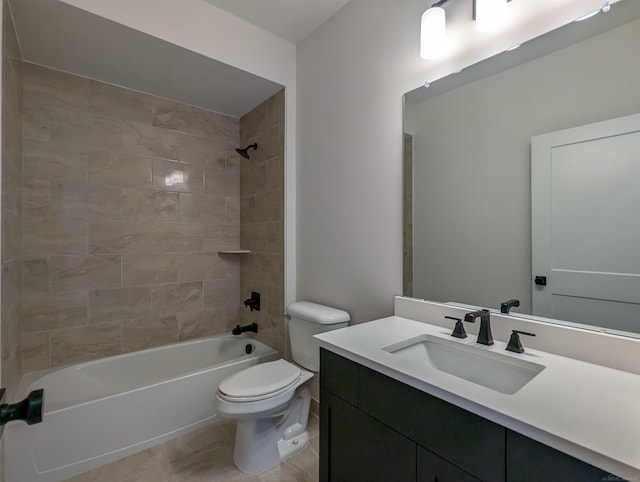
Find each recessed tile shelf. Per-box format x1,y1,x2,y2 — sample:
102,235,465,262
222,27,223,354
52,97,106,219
217,249,252,254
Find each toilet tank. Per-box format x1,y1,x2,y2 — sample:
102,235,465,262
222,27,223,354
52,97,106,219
287,302,350,372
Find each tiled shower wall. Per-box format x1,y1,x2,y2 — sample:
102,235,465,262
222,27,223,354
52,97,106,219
2,0,23,394
20,63,249,370
238,90,285,355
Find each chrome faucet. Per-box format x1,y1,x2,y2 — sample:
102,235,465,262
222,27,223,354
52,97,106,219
464,309,494,346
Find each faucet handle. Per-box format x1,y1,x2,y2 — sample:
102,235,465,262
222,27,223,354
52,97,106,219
506,330,536,353
445,316,467,339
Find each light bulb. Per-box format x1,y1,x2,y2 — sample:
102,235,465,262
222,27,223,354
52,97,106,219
475,0,507,33
420,7,446,60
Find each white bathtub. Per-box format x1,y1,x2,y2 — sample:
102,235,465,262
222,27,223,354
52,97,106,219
5,335,279,482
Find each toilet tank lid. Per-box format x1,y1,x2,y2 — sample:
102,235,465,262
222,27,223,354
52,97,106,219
287,301,350,324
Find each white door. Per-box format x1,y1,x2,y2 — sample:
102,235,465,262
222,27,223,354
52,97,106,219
531,113,640,333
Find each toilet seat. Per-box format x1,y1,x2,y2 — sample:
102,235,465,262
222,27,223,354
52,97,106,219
218,359,301,402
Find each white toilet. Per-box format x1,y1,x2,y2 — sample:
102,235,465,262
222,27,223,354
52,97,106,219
214,301,350,474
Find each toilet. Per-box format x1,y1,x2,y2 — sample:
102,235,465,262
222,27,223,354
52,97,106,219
214,301,350,474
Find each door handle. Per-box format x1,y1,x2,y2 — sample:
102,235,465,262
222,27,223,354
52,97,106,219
534,276,547,286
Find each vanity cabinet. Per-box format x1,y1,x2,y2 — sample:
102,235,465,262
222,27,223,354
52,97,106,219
319,348,625,482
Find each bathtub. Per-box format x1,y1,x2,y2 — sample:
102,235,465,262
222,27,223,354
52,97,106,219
5,335,279,482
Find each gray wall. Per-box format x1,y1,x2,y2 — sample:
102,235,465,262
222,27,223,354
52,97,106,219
407,18,640,313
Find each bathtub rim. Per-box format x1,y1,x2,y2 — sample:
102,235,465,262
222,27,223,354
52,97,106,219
14,334,278,412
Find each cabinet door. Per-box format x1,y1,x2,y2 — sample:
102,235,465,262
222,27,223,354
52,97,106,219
506,430,627,482
359,365,505,481
320,389,416,482
417,445,481,482
320,348,359,405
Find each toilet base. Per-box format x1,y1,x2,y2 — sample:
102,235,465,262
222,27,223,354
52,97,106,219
231,385,311,474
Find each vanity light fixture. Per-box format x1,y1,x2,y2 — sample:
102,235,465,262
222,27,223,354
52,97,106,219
420,0,511,60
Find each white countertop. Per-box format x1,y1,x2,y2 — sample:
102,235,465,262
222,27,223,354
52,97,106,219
315,316,640,480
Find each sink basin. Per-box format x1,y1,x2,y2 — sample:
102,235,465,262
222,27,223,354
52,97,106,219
383,335,545,394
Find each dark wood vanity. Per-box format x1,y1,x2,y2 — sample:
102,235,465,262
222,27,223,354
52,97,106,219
319,348,625,482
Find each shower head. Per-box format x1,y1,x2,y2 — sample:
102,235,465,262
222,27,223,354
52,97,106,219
235,143,258,159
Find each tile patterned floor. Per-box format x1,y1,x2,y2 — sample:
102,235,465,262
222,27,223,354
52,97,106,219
65,415,319,482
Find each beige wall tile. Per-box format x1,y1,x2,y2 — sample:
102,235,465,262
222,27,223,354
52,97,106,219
255,190,283,223
267,221,283,255
2,258,21,314
204,167,239,197
22,140,89,181
152,159,203,193
123,121,180,160
239,101,268,141
50,322,121,367
122,188,179,222
122,316,178,353
22,332,50,372
23,219,88,256
240,196,255,224
177,308,230,341
22,291,87,333
91,220,203,256
50,254,121,291
254,254,283,286
226,196,240,225
89,149,152,187
22,177,50,221
178,252,226,282
89,286,151,324
177,133,231,166
266,156,284,192
89,221,150,254
267,88,285,128
23,257,49,294
51,110,122,148
240,223,267,252
88,80,154,123
203,279,239,310
153,101,238,141
179,193,225,223
151,282,203,315
2,209,21,260
253,124,282,165
3,166,22,213
240,164,267,196
22,106,50,142
149,222,204,252
203,223,239,251
23,62,88,112
50,181,121,220
122,253,179,286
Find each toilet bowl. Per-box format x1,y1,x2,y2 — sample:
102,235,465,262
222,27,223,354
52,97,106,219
214,359,314,474
214,301,350,475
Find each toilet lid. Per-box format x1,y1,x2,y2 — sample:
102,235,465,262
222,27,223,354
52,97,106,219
218,359,301,398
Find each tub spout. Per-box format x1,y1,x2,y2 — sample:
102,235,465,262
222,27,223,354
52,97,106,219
232,323,258,335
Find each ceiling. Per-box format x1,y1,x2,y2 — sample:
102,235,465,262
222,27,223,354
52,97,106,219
203,0,351,44
8,0,308,117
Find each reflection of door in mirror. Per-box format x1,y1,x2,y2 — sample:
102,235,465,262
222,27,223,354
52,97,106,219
532,113,640,333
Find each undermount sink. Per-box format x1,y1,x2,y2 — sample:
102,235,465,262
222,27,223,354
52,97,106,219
383,335,545,395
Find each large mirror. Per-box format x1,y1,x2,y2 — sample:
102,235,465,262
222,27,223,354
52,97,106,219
403,0,640,337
